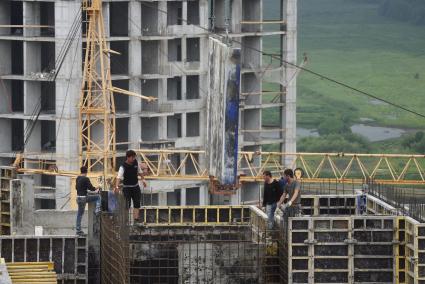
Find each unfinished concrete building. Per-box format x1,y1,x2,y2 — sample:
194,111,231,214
0,0,296,208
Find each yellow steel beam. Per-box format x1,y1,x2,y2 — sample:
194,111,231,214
12,150,425,185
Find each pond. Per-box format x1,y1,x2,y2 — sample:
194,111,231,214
350,124,405,142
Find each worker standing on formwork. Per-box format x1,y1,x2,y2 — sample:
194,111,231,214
261,171,284,230
115,150,147,221
75,166,101,236
277,169,302,217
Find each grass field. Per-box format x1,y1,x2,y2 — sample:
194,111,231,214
263,0,425,131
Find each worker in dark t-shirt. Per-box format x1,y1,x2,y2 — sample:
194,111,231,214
75,166,101,236
260,171,283,230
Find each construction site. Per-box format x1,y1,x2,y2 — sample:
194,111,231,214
0,0,424,283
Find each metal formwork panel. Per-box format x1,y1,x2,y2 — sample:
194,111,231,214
139,205,251,226
300,195,357,216
352,216,395,284
405,217,419,284
0,236,88,284
417,222,425,283
288,216,397,284
395,217,406,284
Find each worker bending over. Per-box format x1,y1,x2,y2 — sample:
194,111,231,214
277,168,301,217
76,166,101,236
115,150,147,221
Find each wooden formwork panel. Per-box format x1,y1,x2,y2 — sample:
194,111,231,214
288,216,396,284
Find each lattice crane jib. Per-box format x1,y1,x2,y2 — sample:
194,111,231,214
79,0,116,179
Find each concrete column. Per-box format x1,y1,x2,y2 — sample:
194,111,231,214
102,2,110,37
129,1,142,149
199,0,209,29
23,2,40,37
199,186,209,205
182,1,188,25
158,2,167,35
0,119,11,153
231,0,242,33
24,42,41,75
160,39,168,75
181,188,187,205
158,192,167,205
55,1,82,209
182,113,187,137
182,75,187,100
282,0,297,166
0,3,11,77
24,82,40,116
10,175,35,235
230,187,241,205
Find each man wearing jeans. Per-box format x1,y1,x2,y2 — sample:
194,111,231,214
261,171,283,230
75,166,101,236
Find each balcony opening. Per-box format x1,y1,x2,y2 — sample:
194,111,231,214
167,77,182,100
110,2,128,36
41,42,55,73
142,79,158,111
113,80,129,112
141,117,159,141
116,118,129,150
40,2,55,36
168,39,182,62
142,41,160,74
187,1,200,25
187,38,200,62
167,2,183,26
186,187,200,205
167,114,182,138
41,82,55,113
110,41,128,75
11,80,23,112
41,121,56,152
186,112,200,137
10,2,23,36
11,41,23,75
186,75,199,99
185,154,199,174
167,189,181,205
141,2,159,36
11,119,24,151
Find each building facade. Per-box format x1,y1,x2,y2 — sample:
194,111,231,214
0,0,296,209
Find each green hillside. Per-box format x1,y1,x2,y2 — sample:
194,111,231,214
262,0,425,153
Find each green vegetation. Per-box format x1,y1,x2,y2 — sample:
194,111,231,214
262,0,425,153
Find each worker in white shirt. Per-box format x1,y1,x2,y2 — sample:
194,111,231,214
115,150,147,220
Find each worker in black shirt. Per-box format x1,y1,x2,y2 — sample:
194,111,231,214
76,166,100,236
115,150,147,221
260,171,283,230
